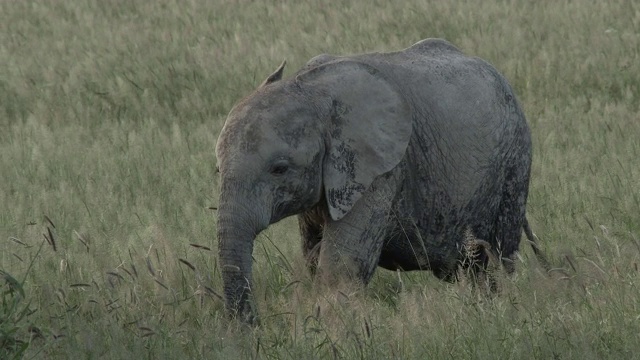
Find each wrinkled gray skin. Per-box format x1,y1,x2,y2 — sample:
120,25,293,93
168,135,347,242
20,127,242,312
216,39,534,323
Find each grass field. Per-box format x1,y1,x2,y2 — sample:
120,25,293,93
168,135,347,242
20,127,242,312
1,0,639,358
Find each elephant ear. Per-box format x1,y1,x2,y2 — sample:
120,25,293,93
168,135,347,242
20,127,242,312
260,60,286,87
298,60,412,221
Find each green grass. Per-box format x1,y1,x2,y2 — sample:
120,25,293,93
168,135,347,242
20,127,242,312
1,0,639,358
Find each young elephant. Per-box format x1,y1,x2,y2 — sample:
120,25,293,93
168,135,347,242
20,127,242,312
215,39,537,323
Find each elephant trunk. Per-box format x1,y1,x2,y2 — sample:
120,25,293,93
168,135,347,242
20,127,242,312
216,196,267,324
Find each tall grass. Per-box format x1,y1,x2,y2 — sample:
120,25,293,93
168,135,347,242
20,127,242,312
1,0,639,358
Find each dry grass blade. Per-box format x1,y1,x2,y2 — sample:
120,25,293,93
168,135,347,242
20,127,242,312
44,215,56,229
548,268,571,276
280,280,301,293
106,271,124,281
105,299,119,308
138,325,156,337
203,285,223,300
56,288,66,303
178,258,196,271
47,227,57,252
584,216,595,232
155,248,162,266
145,257,156,276
189,243,211,251
130,264,138,278
564,254,578,272
154,279,169,290
43,233,51,247
74,230,89,252
9,237,28,247
121,267,134,280
579,257,607,275
364,318,371,338
122,73,143,91
125,318,142,326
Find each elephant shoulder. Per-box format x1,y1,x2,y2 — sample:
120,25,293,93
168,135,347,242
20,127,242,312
405,38,463,56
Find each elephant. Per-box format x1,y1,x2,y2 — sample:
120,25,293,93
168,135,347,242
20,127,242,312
215,38,544,323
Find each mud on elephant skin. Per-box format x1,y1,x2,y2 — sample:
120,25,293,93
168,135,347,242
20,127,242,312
214,38,545,324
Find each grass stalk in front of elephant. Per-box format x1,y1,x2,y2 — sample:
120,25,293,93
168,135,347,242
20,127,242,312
215,38,546,324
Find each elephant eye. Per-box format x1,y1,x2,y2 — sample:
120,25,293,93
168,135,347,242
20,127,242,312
270,160,290,175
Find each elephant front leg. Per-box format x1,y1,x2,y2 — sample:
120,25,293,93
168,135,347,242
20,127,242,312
316,185,394,286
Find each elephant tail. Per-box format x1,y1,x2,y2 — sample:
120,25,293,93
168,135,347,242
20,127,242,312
523,217,551,271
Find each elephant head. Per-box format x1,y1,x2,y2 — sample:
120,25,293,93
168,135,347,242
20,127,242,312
215,59,412,323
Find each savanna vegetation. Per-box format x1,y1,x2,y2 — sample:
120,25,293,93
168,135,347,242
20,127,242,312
1,0,639,358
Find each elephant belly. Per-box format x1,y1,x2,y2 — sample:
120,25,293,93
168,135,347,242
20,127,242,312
377,229,459,279
378,241,429,271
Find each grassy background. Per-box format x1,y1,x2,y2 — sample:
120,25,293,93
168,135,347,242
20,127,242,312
1,0,639,358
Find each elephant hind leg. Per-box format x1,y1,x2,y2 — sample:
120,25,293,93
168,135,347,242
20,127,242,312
298,207,326,275
493,155,531,273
